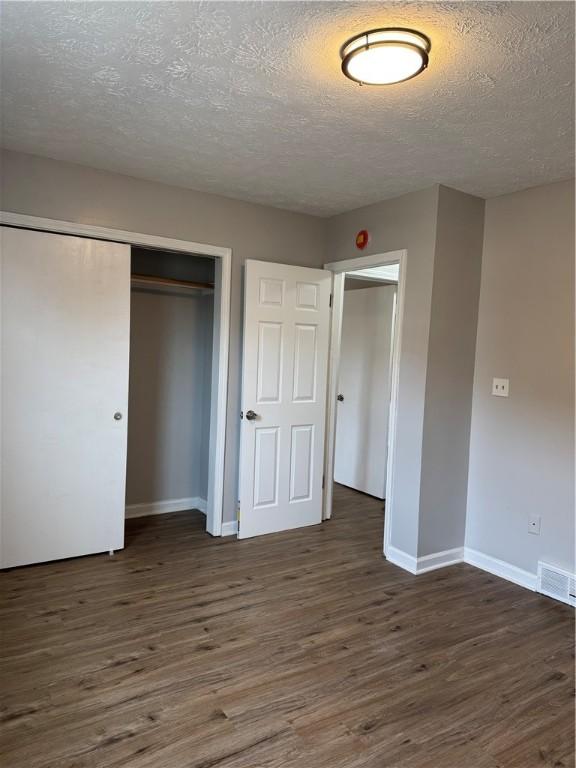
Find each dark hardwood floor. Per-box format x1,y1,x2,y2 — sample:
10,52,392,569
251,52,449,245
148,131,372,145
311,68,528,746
1,484,574,767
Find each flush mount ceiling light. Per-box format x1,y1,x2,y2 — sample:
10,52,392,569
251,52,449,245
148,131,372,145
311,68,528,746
341,28,431,85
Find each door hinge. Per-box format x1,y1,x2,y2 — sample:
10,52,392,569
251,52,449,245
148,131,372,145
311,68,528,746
322,474,325,489
329,293,333,308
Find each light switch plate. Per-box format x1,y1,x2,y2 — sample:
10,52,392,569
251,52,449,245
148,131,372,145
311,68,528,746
492,378,509,397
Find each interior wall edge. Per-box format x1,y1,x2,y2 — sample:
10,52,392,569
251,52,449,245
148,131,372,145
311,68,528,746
326,184,440,560
417,186,485,558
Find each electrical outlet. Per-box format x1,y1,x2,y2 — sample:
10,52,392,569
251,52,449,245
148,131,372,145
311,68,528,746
528,514,541,535
492,378,509,397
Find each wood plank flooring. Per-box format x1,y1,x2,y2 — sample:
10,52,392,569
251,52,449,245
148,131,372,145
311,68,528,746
1,484,574,768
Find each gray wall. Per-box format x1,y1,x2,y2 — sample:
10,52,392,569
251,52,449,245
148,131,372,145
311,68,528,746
126,289,213,506
327,186,440,557
327,185,485,559
1,149,326,525
418,186,484,556
3,147,572,576
466,180,575,575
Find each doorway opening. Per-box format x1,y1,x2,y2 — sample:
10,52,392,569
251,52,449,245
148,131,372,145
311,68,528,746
334,269,397,499
125,246,216,538
323,251,406,556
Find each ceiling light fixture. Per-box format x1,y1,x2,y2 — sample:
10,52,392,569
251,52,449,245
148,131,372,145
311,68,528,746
341,28,431,86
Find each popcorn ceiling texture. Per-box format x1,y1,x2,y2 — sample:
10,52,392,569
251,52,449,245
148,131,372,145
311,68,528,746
1,1,574,216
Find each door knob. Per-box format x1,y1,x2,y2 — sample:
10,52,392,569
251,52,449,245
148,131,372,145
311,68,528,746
114,412,123,421
337,394,344,402
245,410,258,421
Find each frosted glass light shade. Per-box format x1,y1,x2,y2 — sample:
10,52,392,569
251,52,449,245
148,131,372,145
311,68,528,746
341,28,430,85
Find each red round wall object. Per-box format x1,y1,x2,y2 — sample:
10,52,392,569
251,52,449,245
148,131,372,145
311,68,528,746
355,230,369,250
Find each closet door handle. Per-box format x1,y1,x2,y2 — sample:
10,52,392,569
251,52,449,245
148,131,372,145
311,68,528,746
245,410,258,421
114,412,123,421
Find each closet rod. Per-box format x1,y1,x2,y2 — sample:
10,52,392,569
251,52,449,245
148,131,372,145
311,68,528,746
131,274,214,291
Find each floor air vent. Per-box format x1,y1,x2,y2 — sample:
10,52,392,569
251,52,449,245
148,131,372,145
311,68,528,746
537,562,576,607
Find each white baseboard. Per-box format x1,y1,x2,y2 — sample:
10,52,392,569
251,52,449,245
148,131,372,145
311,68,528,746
193,497,207,515
386,545,464,575
417,547,465,573
125,497,207,519
386,542,537,593
221,519,238,537
385,546,418,574
464,547,537,591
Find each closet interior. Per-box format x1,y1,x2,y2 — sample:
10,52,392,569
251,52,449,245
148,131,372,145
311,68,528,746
126,246,215,526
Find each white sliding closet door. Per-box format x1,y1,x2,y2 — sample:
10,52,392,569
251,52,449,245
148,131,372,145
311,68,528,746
1,227,130,568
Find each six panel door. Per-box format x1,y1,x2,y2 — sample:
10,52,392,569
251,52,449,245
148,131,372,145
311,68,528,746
239,260,331,538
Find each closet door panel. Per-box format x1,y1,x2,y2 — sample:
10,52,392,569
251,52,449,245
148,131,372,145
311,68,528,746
1,227,130,567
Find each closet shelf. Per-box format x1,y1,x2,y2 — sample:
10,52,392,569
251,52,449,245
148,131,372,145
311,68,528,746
131,274,214,293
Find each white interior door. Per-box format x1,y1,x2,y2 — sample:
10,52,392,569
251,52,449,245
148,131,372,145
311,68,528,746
239,260,331,538
334,285,396,498
1,227,130,568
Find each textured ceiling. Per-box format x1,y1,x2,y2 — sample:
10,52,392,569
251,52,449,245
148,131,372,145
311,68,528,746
1,1,574,216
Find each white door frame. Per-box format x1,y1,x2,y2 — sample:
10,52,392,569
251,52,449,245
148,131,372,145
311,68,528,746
0,211,231,537
323,250,406,557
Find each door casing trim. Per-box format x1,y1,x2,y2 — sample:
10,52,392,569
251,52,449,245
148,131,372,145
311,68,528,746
323,250,407,559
